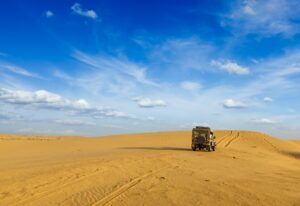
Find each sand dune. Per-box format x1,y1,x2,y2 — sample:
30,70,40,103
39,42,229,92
0,130,299,206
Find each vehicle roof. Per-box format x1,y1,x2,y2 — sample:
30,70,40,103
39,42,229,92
192,127,211,132
193,126,210,130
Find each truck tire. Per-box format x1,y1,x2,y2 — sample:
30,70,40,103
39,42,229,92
192,146,196,151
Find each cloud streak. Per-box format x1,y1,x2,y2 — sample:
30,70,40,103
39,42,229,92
224,0,300,36
71,3,98,19
72,50,158,87
133,97,167,108
55,119,96,126
252,118,277,124
181,81,201,92
0,63,41,78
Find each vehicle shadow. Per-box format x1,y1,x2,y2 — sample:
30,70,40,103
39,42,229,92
283,151,300,159
120,146,192,152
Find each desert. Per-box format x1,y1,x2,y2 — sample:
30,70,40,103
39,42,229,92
2,1,300,206
0,130,299,206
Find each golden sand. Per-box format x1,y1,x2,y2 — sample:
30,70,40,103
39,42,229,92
0,130,299,206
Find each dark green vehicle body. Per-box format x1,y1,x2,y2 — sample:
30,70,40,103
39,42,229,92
191,126,216,152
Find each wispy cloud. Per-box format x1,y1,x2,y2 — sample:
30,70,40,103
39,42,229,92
243,51,300,95
147,116,156,121
224,0,300,36
72,50,158,87
181,81,201,92
243,4,256,15
211,60,250,75
252,118,277,124
132,96,167,108
71,3,98,19
150,38,215,71
0,63,41,78
17,127,76,136
53,69,72,81
55,119,95,126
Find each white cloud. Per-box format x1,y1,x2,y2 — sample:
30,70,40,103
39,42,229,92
0,88,134,119
0,64,41,78
0,88,89,109
263,97,273,102
181,81,201,92
101,111,128,118
73,99,90,109
211,60,249,75
252,118,277,124
35,90,64,103
71,3,98,19
45,10,54,18
223,99,249,109
133,97,167,108
55,119,95,126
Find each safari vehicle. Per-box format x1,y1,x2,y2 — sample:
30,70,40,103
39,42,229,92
191,126,216,152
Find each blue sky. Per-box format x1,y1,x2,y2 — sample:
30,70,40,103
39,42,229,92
1,0,300,138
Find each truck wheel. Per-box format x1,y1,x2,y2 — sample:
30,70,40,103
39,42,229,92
192,146,196,151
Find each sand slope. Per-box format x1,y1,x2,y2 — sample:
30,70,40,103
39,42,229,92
0,131,299,206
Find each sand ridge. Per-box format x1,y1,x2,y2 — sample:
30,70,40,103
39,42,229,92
0,130,299,206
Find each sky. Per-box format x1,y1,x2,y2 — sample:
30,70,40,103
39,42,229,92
0,0,300,138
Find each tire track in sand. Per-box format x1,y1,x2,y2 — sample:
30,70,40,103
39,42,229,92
217,130,233,145
261,135,281,152
12,167,106,206
13,155,173,206
91,165,174,206
224,132,240,148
